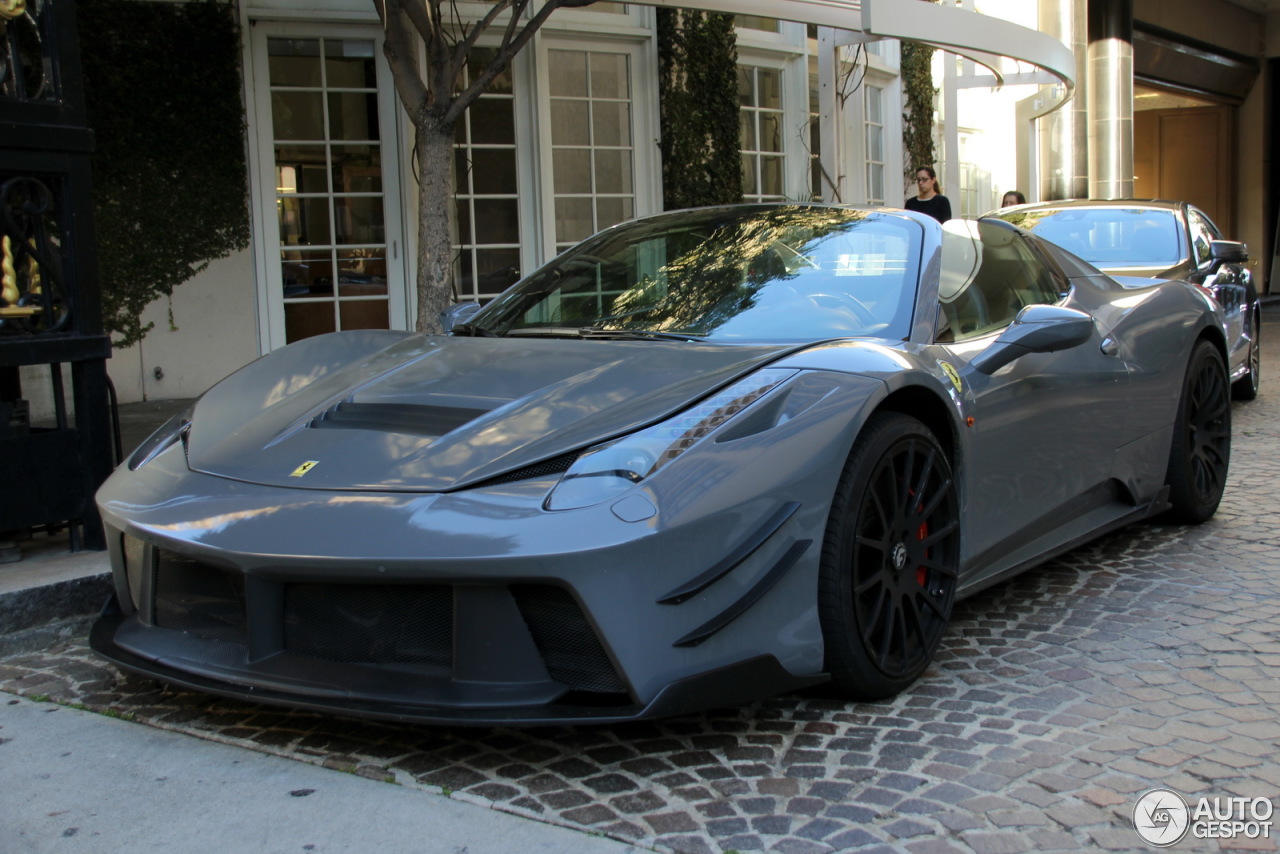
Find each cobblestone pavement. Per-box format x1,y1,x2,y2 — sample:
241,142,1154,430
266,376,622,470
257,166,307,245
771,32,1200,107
6,318,1280,853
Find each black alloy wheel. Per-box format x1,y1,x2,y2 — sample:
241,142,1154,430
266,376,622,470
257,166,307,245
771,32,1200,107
1166,340,1231,523
1232,312,1260,401
819,413,960,700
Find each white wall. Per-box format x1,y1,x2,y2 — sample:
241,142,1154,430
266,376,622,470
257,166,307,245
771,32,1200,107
107,248,260,404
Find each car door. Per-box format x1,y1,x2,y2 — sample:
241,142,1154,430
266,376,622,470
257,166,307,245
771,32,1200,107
934,220,1131,571
1185,207,1249,370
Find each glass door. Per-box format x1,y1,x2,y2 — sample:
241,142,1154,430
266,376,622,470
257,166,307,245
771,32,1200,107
251,26,406,348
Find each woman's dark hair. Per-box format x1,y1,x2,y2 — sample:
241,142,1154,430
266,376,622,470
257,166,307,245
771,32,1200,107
915,165,940,194
1002,190,1026,206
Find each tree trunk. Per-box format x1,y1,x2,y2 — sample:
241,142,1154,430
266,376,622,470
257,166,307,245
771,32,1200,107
414,119,456,334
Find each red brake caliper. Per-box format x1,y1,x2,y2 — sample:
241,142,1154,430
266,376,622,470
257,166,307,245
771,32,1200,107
916,519,929,588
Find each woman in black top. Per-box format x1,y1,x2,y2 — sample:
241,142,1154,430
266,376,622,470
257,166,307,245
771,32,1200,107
904,166,951,223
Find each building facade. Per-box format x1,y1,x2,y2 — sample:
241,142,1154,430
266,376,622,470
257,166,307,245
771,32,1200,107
88,0,1276,408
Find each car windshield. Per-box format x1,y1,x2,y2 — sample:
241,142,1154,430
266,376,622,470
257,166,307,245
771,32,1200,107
470,205,923,343
997,207,1185,269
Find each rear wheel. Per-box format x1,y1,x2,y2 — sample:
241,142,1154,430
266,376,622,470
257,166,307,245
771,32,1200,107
1232,312,1260,401
1166,340,1231,523
819,413,960,700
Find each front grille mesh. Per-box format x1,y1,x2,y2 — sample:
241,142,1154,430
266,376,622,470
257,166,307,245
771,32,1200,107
512,585,626,694
283,583,452,671
146,552,626,697
153,551,247,644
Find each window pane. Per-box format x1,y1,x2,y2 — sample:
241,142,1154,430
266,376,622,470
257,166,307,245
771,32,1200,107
590,53,629,99
591,101,631,147
334,196,385,244
474,248,521,290
324,40,376,88
470,149,518,194
337,248,386,285
469,99,514,144
741,155,756,193
276,145,329,193
868,164,884,202
455,199,473,244
286,302,337,341
737,67,754,106
281,249,333,296
549,51,589,97
758,69,782,110
593,149,633,194
268,39,321,87
339,298,389,330
553,149,593,194
555,196,595,243
739,111,756,150
867,86,883,123
868,127,883,162
280,196,332,245
595,196,633,230
331,145,382,193
550,100,590,145
474,199,520,244
272,92,325,140
760,156,783,196
468,48,513,95
328,92,379,141
759,114,782,152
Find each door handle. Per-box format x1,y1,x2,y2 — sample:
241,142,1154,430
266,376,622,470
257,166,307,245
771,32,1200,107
1100,337,1119,357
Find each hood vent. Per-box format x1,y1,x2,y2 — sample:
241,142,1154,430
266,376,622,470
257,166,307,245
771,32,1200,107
310,401,491,437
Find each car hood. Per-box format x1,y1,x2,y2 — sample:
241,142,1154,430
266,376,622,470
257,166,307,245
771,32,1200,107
186,335,791,491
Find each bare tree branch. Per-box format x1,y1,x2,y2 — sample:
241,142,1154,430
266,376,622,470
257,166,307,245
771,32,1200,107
381,0,430,118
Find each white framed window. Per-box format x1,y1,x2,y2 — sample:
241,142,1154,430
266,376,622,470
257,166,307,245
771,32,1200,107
453,48,522,302
249,24,408,350
739,64,786,202
536,37,658,257
865,84,885,205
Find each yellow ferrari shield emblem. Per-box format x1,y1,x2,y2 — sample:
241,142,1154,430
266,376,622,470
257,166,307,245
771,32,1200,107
290,460,320,477
939,361,962,393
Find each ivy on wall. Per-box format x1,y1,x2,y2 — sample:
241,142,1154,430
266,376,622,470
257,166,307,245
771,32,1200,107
656,10,743,210
901,40,937,187
78,0,250,347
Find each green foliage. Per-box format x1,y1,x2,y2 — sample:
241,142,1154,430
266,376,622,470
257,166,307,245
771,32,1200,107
656,10,742,211
901,40,938,185
78,0,250,347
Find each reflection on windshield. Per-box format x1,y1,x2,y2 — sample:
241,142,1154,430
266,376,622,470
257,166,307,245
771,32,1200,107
998,207,1184,269
471,205,923,343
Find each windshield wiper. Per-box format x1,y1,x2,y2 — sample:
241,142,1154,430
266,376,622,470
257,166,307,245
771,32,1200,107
578,327,705,342
449,322,501,337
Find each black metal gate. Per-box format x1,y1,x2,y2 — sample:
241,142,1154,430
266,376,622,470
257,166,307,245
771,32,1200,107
0,0,113,550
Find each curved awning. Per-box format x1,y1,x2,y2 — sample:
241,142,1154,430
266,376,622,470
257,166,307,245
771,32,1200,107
641,0,1076,99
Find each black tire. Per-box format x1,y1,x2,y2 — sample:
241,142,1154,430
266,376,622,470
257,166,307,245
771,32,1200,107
818,413,960,700
1165,340,1231,523
1232,312,1260,401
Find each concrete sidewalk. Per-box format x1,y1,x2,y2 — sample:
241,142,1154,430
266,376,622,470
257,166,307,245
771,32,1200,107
0,695,641,853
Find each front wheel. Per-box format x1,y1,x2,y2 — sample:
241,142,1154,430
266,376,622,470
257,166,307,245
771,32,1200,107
818,413,960,700
1165,340,1231,523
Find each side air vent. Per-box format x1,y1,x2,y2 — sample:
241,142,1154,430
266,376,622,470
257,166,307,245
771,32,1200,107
475,451,580,487
310,401,490,436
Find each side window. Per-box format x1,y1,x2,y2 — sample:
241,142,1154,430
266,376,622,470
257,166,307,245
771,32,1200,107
937,221,1061,343
1187,209,1218,267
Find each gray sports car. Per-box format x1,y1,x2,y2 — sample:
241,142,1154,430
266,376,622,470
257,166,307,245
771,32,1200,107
995,199,1260,400
91,204,1232,725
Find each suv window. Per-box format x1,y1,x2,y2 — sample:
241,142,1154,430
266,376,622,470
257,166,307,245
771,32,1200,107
937,220,1062,343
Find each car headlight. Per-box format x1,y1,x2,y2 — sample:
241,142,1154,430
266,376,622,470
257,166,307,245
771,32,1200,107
128,404,195,470
545,369,797,511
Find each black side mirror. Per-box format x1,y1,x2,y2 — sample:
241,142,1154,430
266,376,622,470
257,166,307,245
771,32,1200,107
439,301,481,333
971,304,1095,375
1210,240,1248,264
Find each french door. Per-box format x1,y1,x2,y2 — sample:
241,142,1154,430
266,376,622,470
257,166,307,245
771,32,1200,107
250,24,407,349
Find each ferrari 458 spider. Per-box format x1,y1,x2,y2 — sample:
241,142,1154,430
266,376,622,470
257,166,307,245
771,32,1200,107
92,204,1233,724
